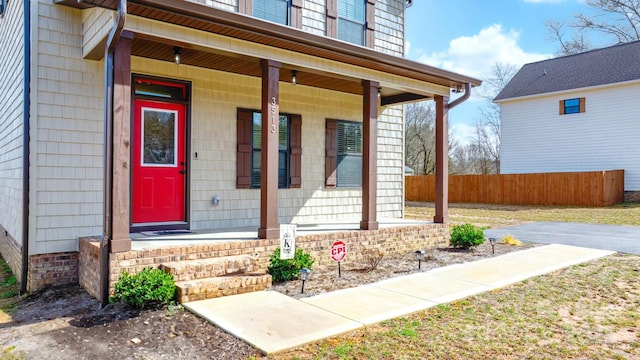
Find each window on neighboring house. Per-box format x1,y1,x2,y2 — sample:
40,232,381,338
337,0,366,45
253,0,290,25
560,97,585,115
237,108,301,189
0,0,6,16
325,119,363,187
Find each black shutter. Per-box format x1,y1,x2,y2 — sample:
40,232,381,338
237,109,253,188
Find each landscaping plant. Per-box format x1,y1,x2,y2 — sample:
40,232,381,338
110,267,176,309
502,234,523,246
267,247,314,283
450,223,485,249
362,249,384,272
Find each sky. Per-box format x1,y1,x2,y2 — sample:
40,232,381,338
404,0,607,145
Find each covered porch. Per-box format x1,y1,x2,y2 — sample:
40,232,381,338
61,0,480,303
70,0,480,250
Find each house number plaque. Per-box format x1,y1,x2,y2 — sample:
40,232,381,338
270,97,277,133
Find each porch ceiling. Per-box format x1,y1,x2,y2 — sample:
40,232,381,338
131,35,365,96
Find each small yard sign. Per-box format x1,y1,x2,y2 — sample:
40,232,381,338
330,240,346,277
279,224,296,260
330,240,347,262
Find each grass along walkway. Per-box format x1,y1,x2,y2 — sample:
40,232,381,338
272,254,640,360
405,202,640,228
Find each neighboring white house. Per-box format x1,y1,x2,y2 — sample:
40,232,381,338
495,40,640,201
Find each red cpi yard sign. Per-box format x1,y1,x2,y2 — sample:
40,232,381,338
330,241,346,262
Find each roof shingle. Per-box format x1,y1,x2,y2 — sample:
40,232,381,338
495,40,640,101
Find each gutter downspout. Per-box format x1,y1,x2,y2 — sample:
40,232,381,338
448,82,471,109
20,0,32,295
100,0,127,307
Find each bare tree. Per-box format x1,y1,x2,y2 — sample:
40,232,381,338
545,20,592,55
460,62,518,174
547,0,640,55
405,102,436,175
405,101,459,175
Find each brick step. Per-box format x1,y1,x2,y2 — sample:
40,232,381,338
176,274,272,303
160,255,263,282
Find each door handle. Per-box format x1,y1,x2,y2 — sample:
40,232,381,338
179,169,186,174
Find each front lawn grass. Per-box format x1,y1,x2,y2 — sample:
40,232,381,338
405,202,640,228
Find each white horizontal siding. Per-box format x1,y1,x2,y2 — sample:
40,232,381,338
302,0,325,36
374,0,404,56
32,1,104,254
0,0,25,245
500,82,640,191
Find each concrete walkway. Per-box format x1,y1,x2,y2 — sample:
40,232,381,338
485,222,640,254
184,244,613,354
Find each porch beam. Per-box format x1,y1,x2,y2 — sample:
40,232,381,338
110,31,133,252
434,95,449,223
360,80,379,230
258,59,281,239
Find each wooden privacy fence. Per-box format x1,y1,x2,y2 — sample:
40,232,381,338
405,170,625,207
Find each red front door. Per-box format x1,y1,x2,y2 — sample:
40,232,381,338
132,100,186,224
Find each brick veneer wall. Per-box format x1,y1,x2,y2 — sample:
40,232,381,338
79,237,101,300
79,224,449,301
29,252,79,291
0,225,23,285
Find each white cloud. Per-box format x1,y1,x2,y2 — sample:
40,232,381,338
416,24,551,81
450,122,475,146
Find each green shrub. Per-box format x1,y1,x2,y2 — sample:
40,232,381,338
450,223,485,249
110,267,176,309
267,247,314,283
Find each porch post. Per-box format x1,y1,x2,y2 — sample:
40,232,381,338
110,31,133,252
434,95,449,223
360,80,379,230
258,59,281,239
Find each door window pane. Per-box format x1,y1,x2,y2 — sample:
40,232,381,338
142,109,177,166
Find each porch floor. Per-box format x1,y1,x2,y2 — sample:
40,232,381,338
129,218,431,251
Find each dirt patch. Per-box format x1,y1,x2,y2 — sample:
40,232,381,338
0,241,533,360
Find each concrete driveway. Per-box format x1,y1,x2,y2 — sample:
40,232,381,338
484,222,640,254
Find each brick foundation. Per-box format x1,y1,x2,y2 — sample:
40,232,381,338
624,191,640,202
0,225,23,285
29,252,79,291
79,223,449,302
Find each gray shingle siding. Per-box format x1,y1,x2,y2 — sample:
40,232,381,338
495,40,640,101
